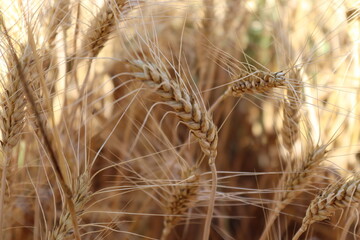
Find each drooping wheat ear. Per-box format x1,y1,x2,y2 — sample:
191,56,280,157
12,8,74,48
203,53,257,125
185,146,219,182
293,175,360,240
128,59,218,240
161,172,200,240
81,0,128,58
260,144,328,240
49,172,91,240
128,60,218,158
228,70,286,97
281,70,303,155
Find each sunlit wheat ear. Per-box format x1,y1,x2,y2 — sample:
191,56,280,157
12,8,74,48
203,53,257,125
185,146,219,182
210,69,286,112
127,59,218,240
293,175,360,240
81,0,128,58
49,172,92,240
281,70,303,155
228,70,286,97
161,172,200,240
260,144,328,240
128,60,218,158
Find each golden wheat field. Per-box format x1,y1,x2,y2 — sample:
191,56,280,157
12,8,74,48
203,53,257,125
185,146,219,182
1,0,360,239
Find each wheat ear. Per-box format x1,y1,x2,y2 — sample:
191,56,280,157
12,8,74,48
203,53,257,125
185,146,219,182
0,51,27,238
293,175,360,240
81,0,127,58
229,70,286,96
49,172,91,240
161,172,200,240
0,17,81,240
260,144,328,240
281,70,302,155
210,70,286,112
128,59,218,240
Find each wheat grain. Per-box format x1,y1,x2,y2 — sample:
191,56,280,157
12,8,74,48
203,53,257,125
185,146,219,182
281,70,302,155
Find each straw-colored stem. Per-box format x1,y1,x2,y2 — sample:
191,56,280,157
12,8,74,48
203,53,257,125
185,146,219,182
203,160,217,240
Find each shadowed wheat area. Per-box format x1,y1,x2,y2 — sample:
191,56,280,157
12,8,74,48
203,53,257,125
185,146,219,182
0,0,360,239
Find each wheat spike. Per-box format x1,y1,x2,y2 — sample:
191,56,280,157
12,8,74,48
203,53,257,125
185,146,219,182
210,69,286,112
0,54,26,152
260,144,328,240
49,172,91,240
281,70,302,154
161,173,200,240
228,70,286,97
0,50,27,239
128,60,218,158
81,0,127,58
128,59,218,240
293,176,360,240
21,46,52,132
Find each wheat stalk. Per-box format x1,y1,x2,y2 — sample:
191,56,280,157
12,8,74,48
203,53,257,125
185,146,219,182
161,172,200,240
128,59,218,240
293,175,360,240
260,144,328,240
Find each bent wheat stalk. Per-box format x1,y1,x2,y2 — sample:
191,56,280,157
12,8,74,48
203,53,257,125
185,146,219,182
293,175,360,240
128,59,218,240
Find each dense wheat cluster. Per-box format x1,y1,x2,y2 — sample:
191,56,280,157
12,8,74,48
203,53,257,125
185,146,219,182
0,0,359,239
